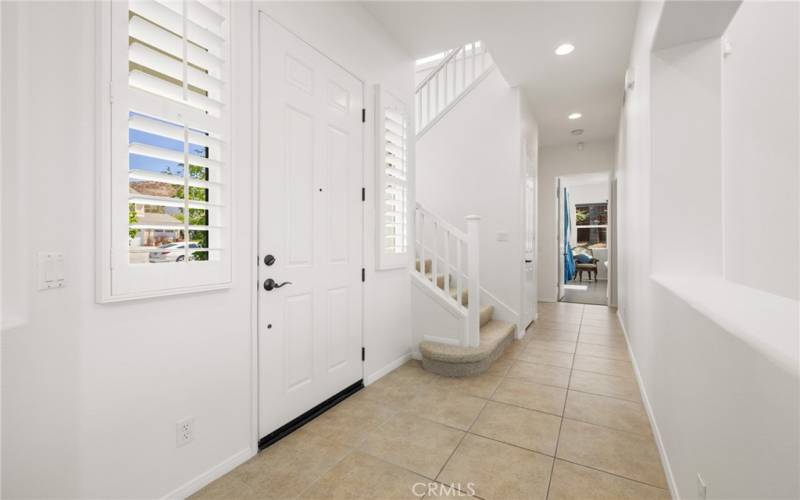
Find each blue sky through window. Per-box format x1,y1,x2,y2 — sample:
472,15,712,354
128,112,207,176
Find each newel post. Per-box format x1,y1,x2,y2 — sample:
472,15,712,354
465,215,481,347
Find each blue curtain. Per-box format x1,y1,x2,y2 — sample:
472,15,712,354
564,188,576,282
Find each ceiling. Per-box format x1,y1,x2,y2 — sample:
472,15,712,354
363,1,639,146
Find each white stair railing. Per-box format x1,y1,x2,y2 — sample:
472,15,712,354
414,203,481,347
415,41,494,137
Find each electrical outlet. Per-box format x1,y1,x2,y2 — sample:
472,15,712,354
176,417,194,447
697,473,707,499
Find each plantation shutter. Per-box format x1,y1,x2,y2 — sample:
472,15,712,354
104,0,231,299
376,87,411,269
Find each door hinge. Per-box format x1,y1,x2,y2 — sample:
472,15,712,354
362,108,366,123
362,347,365,361
361,268,366,282
361,187,366,202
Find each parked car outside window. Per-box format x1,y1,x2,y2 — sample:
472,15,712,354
149,242,200,263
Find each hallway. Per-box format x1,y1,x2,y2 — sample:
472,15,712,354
562,280,608,306
193,303,668,499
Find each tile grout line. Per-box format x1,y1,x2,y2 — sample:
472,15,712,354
544,304,585,499
555,457,671,491
431,394,490,490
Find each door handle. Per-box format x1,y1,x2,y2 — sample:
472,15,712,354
263,278,292,291
525,259,533,263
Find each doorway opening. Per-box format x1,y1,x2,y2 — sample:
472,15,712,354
557,173,611,305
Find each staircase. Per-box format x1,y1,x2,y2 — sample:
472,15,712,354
411,42,511,377
412,203,516,377
415,41,494,137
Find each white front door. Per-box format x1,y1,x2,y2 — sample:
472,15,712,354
258,14,364,439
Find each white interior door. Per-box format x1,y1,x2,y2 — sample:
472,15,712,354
522,140,537,326
258,14,364,439
556,178,566,301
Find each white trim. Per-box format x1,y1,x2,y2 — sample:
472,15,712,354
410,271,468,319
479,287,520,334
423,335,460,346
364,352,412,385
416,65,496,140
160,447,254,500
248,1,260,458
617,311,680,500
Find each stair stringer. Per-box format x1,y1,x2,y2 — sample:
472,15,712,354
479,287,521,339
416,65,497,140
410,272,467,360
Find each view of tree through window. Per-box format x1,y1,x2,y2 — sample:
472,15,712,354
575,202,608,247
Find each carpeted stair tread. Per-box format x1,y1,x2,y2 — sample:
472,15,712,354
419,319,515,364
450,288,469,306
415,259,432,274
479,304,493,327
422,271,470,306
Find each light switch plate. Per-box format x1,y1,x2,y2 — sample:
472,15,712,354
38,252,65,290
496,232,509,242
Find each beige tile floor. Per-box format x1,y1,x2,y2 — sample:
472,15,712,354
192,303,670,500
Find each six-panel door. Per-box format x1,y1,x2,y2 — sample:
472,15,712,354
258,14,364,439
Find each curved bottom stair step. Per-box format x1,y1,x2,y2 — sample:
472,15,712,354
420,319,516,377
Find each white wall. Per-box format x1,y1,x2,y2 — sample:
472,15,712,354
722,0,799,301
1,1,414,498
616,1,799,498
537,141,616,302
416,69,525,327
566,182,608,205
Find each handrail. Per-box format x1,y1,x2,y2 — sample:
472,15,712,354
415,41,493,135
415,46,461,93
415,202,467,241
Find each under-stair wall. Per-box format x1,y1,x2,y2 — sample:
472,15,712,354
416,68,535,338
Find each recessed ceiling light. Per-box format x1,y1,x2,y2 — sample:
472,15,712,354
555,43,575,56
568,112,582,120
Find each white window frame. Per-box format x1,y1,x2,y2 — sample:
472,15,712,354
575,202,609,245
375,85,411,270
96,0,232,302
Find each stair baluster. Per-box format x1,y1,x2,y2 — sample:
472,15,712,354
465,215,481,347
415,41,494,137
413,203,481,347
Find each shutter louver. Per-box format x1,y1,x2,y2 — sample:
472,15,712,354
381,97,409,257
125,0,227,265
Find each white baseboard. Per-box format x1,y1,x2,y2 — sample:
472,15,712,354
162,447,254,500
365,351,412,386
616,311,679,499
